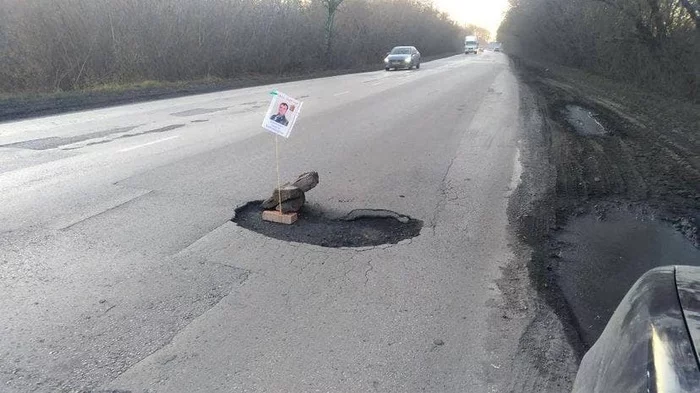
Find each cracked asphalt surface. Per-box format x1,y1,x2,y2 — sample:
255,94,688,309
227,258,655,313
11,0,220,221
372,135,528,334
0,53,558,392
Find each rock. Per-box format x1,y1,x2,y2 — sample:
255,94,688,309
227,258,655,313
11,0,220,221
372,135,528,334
262,185,303,209
279,193,305,213
262,171,318,213
433,338,445,346
291,171,319,192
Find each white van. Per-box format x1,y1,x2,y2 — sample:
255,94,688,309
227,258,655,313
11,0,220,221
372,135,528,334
464,35,479,54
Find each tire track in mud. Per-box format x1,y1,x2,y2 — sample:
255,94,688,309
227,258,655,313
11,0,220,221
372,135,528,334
505,62,700,391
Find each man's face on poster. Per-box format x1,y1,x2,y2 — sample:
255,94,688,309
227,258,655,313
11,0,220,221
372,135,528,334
278,103,288,116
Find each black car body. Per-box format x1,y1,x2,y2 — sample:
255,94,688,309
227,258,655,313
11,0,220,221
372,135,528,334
573,266,700,393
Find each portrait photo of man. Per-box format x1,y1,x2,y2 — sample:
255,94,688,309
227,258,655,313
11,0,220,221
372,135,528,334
262,92,302,138
270,103,289,126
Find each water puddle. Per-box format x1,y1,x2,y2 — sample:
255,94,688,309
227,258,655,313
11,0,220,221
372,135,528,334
554,209,699,346
562,105,608,136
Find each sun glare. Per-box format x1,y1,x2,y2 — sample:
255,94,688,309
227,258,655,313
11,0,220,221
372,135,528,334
432,0,509,38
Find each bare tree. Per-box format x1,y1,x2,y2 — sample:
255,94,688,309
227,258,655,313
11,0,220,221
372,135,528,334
321,0,345,66
0,0,467,94
498,0,699,100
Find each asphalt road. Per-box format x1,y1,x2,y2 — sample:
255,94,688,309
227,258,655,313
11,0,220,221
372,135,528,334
0,53,540,392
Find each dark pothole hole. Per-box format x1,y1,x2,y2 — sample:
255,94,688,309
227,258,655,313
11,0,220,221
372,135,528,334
232,201,423,248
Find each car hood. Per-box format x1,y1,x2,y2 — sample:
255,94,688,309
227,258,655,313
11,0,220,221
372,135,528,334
676,265,700,363
386,54,411,61
572,266,700,393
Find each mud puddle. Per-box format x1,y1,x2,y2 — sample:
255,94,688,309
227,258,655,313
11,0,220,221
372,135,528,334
561,105,608,136
232,201,422,248
553,207,699,346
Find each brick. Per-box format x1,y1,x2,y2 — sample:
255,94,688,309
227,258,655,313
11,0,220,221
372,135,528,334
262,210,298,225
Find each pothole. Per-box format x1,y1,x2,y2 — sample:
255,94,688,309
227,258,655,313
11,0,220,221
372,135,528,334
232,201,423,248
562,105,608,136
554,208,699,346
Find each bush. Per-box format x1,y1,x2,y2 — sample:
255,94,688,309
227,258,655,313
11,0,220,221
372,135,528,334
498,0,699,101
0,0,467,93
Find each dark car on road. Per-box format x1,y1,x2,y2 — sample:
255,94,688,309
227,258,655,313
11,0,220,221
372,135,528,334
384,46,421,71
573,265,700,393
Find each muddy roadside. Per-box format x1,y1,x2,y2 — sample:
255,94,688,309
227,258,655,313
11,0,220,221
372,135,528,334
503,58,700,390
0,53,458,124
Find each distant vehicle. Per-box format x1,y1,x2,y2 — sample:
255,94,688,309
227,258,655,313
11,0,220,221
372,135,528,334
464,35,479,54
572,266,700,393
492,42,502,52
384,46,421,71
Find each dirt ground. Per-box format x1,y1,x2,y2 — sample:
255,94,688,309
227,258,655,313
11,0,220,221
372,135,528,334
506,58,700,390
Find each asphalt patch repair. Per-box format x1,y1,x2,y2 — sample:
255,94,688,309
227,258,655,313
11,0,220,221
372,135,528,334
232,201,423,248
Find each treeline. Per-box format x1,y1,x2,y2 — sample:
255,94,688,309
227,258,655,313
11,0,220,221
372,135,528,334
0,0,467,93
499,0,699,101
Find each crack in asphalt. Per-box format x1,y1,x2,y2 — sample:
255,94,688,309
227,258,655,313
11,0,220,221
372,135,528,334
101,260,251,389
433,150,459,234
59,190,154,230
340,254,358,282
364,259,374,286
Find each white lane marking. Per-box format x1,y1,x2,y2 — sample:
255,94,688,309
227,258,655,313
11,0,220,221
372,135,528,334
333,91,350,97
371,82,382,86
118,136,180,153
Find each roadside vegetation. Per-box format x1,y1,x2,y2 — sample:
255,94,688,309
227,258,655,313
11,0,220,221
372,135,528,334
498,0,699,101
0,0,469,95
501,2,699,385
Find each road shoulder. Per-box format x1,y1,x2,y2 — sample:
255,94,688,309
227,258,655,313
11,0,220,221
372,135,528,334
507,57,700,390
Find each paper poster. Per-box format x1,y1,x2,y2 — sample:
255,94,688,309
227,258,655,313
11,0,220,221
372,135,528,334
262,91,303,138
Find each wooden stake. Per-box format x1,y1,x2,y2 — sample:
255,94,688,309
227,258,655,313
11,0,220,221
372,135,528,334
275,135,282,213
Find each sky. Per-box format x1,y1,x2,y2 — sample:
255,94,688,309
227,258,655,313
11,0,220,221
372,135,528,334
431,0,510,38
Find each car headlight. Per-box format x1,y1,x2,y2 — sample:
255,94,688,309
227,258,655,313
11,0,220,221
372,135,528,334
404,57,411,62
384,57,389,63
